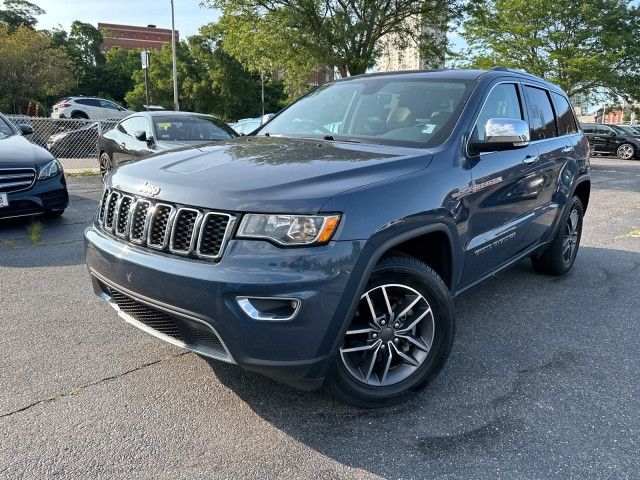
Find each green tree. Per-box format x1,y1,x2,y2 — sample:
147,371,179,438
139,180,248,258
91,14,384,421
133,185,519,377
203,0,463,86
0,0,44,31
461,0,640,100
100,47,140,104
63,21,106,94
0,26,74,112
125,34,286,120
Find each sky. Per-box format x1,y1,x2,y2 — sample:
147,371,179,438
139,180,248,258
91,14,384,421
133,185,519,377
34,0,219,38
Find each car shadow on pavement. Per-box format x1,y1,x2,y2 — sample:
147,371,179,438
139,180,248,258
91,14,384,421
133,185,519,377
205,246,640,478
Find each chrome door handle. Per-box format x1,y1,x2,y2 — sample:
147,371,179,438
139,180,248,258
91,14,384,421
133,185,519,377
562,146,573,153
119,142,126,149
523,155,539,164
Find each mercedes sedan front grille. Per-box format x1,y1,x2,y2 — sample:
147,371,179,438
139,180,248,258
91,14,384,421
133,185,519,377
0,168,36,193
98,188,235,261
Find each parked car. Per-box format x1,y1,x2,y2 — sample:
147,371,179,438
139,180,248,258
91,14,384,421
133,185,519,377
51,97,133,120
229,117,261,135
0,112,68,220
581,122,640,160
97,111,238,177
46,122,100,158
85,68,590,406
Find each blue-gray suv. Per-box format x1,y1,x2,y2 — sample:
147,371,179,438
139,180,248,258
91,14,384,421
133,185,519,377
85,69,591,407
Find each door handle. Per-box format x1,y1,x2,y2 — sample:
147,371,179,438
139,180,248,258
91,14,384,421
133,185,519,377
562,146,573,153
119,142,126,149
522,155,539,165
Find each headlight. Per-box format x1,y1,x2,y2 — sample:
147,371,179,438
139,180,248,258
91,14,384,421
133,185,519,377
38,159,62,180
237,213,341,245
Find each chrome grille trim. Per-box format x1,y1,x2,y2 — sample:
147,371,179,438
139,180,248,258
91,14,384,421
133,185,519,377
129,199,152,245
0,168,36,193
147,203,176,250
196,212,236,260
169,207,203,255
103,191,120,230
114,195,133,238
97,188,235,261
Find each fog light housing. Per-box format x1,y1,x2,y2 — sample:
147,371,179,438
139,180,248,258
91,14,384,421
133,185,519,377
236,296,301,321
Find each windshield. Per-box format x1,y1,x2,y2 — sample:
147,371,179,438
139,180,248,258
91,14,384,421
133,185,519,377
259,78,474,147
0,117,15,139
153,115,236,142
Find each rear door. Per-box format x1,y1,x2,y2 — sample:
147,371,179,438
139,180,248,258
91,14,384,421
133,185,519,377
463,81,543,284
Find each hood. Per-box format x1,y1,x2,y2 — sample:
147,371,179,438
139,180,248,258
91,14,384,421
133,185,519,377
0,134,53,168
109,136,432,213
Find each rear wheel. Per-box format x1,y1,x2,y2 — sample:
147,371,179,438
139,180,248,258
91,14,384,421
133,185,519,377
70,111,88,119
325,255,454,407
532,196,584,275
616,143,635,160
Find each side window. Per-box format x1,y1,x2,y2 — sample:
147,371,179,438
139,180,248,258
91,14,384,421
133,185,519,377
582,126,594,134
100,100,119,110
524,86,557,141
75,99,91,106
600,126,615,136
118,117,151,138
551,92,578,136
472,83,523,142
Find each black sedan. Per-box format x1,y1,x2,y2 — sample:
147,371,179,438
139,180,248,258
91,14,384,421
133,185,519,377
97,111,238,176
46,121,101,159
581,122,640,160
0,113,68,220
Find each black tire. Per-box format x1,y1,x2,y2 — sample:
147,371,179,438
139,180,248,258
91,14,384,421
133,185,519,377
71,111,88,119
532,196,584,276
616,143,635,160
325,255,454,408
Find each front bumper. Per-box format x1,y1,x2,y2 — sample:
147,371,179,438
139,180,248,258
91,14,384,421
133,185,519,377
0,173,69,220
85,225,366,389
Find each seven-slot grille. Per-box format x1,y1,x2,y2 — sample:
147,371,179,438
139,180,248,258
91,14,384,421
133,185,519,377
0,168,36,193
98,188,235,261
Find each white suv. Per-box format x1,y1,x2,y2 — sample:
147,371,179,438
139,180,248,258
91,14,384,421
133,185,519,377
51,97,133,120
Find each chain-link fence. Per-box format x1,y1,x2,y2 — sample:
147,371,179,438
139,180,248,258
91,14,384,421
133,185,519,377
6,115,118,160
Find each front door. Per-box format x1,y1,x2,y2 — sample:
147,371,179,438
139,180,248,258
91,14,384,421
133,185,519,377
462,82,546,285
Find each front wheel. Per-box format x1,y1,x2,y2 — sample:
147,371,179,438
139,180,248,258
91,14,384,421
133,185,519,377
325,255,454,407
616,143,635,160
99,152,112,178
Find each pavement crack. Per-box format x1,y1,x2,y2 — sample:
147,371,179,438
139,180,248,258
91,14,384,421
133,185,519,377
0,351,189,419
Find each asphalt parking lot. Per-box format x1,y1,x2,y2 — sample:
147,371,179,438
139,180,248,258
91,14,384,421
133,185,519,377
1,157,639,479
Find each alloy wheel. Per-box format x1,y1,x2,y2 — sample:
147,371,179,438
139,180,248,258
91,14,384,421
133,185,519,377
340,283,435,387
562,208,580,264
617,144,634,160
99,153,111,178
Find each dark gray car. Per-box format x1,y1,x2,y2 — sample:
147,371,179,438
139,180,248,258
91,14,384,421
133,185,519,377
97,111,238,176
85,69,591,407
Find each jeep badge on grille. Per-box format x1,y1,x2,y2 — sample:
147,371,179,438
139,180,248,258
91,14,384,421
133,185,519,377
138,182,161,197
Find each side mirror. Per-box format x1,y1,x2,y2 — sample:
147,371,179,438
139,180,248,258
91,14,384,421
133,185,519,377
470,118,530,153
19,124,33,136
261,113,276,125
134,130,147,141
146,135,156,147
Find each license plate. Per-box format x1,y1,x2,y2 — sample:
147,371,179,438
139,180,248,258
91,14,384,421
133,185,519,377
0,193,8,208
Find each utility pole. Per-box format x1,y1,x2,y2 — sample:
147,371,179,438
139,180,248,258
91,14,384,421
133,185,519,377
170,0,179,111
141,50,150,109
261,71,265,117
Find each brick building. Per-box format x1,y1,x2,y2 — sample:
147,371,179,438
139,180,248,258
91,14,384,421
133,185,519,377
98,23,178,52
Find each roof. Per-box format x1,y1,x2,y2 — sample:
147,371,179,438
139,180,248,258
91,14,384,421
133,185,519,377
335,67,558,90
139,111,213,118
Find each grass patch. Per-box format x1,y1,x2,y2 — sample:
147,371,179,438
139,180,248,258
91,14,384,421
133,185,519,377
26,220,42,245
2,239,18,250
68,169,99,177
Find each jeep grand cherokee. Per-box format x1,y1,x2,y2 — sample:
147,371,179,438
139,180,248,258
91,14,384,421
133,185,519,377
85,69,590,407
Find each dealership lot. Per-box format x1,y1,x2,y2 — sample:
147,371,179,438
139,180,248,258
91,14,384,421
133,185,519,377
1,158,639,479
